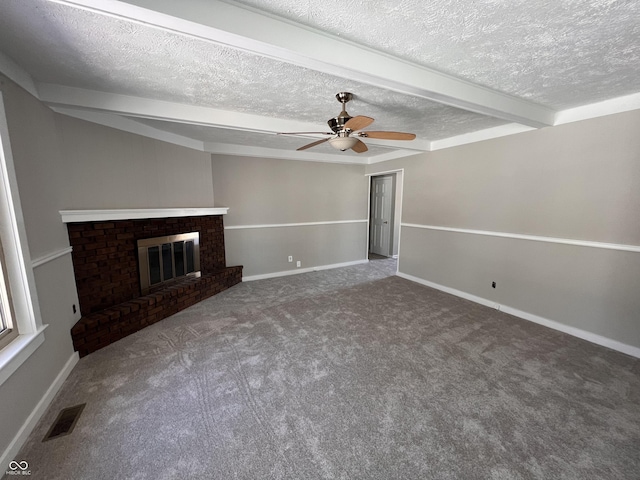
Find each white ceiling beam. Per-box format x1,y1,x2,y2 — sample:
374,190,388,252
0,51,39,98
361,137,431,152
367,149,425,164
430,124,537,151
53,101,414,163
49,106,207,151
38,83,329,135
50,0,556,128
40,84,432,156
554,92,640,125
205,141,420,164
205,142,369,165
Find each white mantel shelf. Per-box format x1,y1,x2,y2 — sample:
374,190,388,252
59,208,229,223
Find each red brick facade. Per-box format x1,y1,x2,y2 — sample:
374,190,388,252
67,215,242,356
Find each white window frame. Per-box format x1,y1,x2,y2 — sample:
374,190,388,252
0,92,47,386
0,240,19,348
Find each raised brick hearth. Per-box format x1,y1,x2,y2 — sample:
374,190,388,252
67,214,242,357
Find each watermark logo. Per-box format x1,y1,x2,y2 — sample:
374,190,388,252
6,460,31,476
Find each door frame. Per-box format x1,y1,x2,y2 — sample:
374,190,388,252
369,174,394,257
365,168,404,268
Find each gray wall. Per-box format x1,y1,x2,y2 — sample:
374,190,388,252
367,109,640,349
10,110,213,259
212,155,369,277
0,75,215,460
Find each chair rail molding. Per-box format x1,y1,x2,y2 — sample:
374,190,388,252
401,223,640,253
225,219,368,230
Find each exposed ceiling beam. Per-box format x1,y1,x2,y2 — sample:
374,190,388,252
38,83,329,135
554,92,640,125
430,124,536,151
0,51,39,98
367,149,425,164
39,84,432,156
204,142,370,164
52,101,420,162
358,137,431,152
50,0,556,128
49,106,207,151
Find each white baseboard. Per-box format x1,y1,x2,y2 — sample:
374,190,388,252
396,272,640,359
1,352,79,472
243,259,369,282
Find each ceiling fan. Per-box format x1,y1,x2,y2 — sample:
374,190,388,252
279,92,416,153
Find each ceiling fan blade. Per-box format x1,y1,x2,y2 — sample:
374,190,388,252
297,137,331,151
278,132,333,135
351,139,368,153
344,115,374,132
359,131,416,140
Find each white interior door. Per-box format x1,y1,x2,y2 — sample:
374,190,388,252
369,175,393,256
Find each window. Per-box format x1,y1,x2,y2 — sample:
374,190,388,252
0,91,45,385
0,241,18,349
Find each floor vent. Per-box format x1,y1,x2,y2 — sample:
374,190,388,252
42,403,86,442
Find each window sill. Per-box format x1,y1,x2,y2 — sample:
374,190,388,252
0,325,47,386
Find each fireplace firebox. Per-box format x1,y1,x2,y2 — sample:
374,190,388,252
138,232,201,294
64,211,242,357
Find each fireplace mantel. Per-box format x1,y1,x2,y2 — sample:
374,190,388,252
59,207,229,223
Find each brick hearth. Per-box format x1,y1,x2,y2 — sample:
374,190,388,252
67,214,242,357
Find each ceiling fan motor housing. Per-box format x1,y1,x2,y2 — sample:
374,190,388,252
328,114,353,133
328,91,354,133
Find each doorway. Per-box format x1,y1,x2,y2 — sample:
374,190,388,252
368,174,396,258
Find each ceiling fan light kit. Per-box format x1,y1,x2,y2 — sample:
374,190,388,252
282,92,416,154
329,136,359,151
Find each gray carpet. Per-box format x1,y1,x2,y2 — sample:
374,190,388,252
10,259,640,479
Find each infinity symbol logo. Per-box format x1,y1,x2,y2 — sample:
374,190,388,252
9,461,28,470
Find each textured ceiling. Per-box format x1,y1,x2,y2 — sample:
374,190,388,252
233,0,640,109
0,0,505,139
0,0,638,162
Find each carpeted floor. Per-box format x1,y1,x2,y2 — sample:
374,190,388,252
9,258,640,479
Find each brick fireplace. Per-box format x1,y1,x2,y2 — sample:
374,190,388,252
63,209,242,357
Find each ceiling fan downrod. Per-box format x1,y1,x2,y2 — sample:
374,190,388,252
328,92,354,133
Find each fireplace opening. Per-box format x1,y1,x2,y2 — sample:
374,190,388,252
138,232,200,294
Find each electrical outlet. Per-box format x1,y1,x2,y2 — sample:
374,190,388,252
288,256,293,262
296,261,301,268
